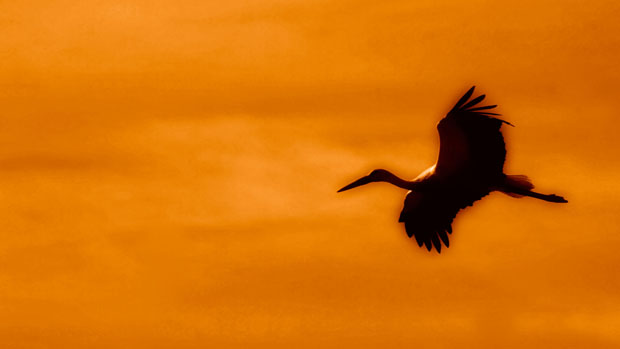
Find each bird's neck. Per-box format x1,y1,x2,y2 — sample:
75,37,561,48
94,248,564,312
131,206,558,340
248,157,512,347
381,172,418,190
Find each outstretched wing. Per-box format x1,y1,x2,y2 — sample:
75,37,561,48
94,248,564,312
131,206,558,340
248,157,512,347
399,187,491,253
435,86,512,178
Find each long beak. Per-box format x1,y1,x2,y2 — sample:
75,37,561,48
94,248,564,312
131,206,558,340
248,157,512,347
337,176,372,192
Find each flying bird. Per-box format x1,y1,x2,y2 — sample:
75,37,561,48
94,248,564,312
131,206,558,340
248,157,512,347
338,86,567,253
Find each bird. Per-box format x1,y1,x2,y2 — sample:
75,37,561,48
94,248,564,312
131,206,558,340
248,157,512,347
337,86,567,253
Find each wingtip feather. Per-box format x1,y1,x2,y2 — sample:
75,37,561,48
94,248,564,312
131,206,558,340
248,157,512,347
466,105,497,112
424,240,432,251
431,235,442,253
461,94,486,109
451,86,476,111
438,230,450,247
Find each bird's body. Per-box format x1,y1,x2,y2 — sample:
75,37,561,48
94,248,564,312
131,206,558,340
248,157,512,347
338,86,566,253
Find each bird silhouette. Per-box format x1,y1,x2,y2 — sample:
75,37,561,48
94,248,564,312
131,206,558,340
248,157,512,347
338,86,567,253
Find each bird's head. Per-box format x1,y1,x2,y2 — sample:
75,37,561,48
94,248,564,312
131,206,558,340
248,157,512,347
337,169,392,192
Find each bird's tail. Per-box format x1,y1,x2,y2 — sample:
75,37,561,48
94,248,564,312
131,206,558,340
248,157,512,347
501,175,567,203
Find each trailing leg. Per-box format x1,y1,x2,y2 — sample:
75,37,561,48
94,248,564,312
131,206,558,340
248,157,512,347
501,174,567,203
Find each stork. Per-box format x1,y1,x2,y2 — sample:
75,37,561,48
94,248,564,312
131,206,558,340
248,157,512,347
338,86,567,253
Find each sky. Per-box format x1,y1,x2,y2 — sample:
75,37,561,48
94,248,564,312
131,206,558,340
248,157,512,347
1,0,620,347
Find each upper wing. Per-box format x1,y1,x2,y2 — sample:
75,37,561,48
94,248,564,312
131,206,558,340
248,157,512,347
399,186,491,253
435,86,512,178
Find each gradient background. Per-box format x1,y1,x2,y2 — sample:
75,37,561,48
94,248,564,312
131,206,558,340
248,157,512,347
1,0,619,348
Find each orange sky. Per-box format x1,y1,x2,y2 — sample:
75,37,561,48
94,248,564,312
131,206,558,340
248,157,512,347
1,0,620,347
